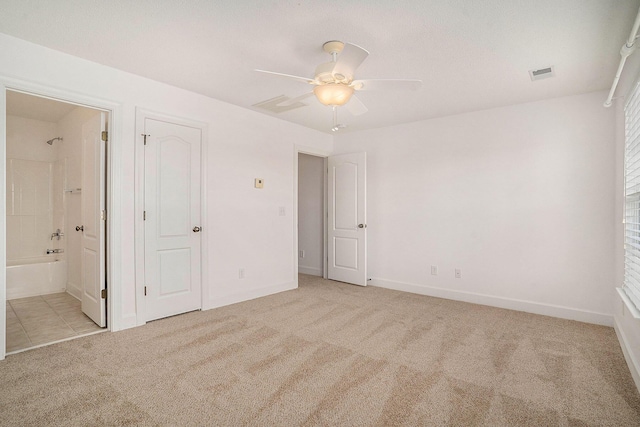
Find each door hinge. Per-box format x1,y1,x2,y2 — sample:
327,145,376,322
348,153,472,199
101,210,106,221
143,211,146,220
101,288,107,299
142,133,149,145
144,286,147,296
101,131,108,142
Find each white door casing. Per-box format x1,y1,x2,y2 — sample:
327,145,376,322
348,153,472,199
327,152,367,286
144,118,202,321
81,112,107,327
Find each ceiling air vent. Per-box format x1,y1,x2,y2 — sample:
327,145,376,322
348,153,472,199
529,66,555,81
253,95,307,114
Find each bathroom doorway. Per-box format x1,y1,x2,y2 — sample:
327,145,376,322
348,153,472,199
5,90,108,353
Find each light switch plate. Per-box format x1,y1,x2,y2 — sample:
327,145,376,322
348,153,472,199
255,178,264,189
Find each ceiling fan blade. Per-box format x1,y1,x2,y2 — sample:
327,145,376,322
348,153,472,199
276,92,315,107
332,43,369,80
345,95,368,116
254,69,315,84
352,79,422,91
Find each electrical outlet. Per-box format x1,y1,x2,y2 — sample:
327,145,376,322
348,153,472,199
254,178,264,189
455,268,461,279
430,265,438,275
239,268,245,279
299,250,305,258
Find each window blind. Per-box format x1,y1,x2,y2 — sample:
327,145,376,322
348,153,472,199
624,80,640,310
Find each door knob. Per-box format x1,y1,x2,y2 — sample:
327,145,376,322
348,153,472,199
193,226,201,232
76,225,84,231
358,224,367,228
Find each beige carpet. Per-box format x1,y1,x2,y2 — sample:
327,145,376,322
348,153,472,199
1,274,639,426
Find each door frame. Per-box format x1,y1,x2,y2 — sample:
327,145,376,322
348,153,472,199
134,108,208,325
294,145,330,287
0,76,122,360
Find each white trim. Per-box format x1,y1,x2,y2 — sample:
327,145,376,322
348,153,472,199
619,287,640,319
298,266,323,276
66,281,81,300
296,145,331,158
207,281,296,309
119,313,138,331
134,108,208,325
615,287,640,393
134,111,145,326
370,277,613,326
0,76,123,360
293,147,299,286
614,315,640,393
323,157,328,279
0,86,6,361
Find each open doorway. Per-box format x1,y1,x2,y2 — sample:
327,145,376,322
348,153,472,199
297,153,325,278
296,150,368,287
5,90,108,354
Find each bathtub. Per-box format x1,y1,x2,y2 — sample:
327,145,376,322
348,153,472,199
6,257,67,300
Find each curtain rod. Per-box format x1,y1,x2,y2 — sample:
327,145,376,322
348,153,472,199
604,6,640,107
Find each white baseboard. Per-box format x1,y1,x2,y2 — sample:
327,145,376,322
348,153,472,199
298,266,322,276
370,277,613,326
614,315,640,393
203,281,296,311
66,282,81,300
614,288,640,393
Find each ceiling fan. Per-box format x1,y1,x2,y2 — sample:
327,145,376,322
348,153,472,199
255,40,422,131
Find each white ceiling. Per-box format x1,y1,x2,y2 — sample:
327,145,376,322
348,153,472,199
0,0,637,133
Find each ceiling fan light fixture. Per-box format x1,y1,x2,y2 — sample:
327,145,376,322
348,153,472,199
313,83,354,106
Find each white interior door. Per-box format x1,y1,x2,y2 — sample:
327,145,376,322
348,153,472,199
81,112,106,327
144,118,202,322
328,152,367,286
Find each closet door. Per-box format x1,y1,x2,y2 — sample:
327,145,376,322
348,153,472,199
143,118,202,321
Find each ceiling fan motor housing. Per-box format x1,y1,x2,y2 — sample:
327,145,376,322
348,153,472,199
314,62,336,83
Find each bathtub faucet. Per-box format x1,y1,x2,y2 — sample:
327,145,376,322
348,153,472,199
46,249,64,254
51,229,64,240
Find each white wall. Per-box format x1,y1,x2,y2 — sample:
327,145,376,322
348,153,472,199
0,32,333,354
298,153,324,276
333,90,616,325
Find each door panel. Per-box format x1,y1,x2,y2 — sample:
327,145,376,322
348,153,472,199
159,138,190,236
334,237,358,269
158,248,192,295
334,163,358,230
144,118,202,322
81,112,106,327
328,152,367,286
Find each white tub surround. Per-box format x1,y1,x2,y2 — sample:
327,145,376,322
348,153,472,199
7,258,67,300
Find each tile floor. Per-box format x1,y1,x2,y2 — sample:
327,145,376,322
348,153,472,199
6,292,104,353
